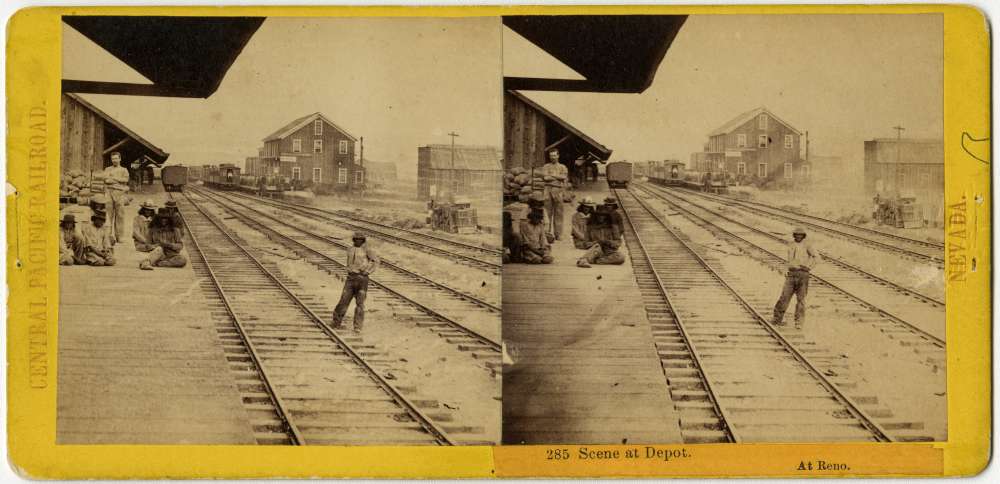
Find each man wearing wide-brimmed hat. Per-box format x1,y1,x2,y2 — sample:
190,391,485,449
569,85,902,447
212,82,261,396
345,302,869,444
163,200,184,231
139,208,188,270
571,196,597,249
519,208,553,264
59,214,84,265
80,211,116,266
772,226,820,330
133,199,157,252
332,231,380,333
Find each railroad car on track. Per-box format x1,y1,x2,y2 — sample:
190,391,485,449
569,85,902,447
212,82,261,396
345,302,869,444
160,165,188,192
606,161,633,188
647,160,687,187
204,163,242,190
238,174,288,198
681,170,729,194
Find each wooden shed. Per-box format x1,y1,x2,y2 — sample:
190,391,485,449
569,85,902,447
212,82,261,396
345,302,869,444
417,144,502,200
60,93,169,176
503,90,612,171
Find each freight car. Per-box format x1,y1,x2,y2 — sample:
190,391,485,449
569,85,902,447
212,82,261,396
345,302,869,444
238,174,288,198
606,161,633,189
187,165,203,182
161,165,188,192
204,163,242,190
681,171,729,194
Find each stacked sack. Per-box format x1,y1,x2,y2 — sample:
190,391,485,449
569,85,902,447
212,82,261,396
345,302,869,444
503,166,565,199
60,170,97,206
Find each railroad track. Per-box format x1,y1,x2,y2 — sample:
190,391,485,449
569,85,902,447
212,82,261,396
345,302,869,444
665,183,944,267
176,192,459,445
216,188,501,274
632,184,945,352
187,186,501,354
614,188,917,443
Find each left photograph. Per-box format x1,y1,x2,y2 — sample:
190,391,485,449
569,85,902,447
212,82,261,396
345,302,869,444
57,16,502,445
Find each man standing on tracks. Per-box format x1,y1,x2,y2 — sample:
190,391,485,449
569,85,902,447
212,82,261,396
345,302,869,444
539,148,569,241
103,151,131,245
332,232,380,333
772,226,821,329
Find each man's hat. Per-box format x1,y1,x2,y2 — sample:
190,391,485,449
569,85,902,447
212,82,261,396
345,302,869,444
603,196,617,205
60,214,76,224
792,226,807,235
351,231,366,240
140,200,156,210
580,196,596,207
165,200,178,208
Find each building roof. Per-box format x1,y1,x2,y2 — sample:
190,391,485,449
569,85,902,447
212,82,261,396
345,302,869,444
708,106,803,137
263,112,358,142
503,15,687,93
507,90,613,161
62,16,264,98
64,93,169,163
868,138,943,144
420,145,502,171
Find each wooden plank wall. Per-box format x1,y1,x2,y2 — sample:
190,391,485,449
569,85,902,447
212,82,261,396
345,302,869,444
504,92,547,171
60,94,105,175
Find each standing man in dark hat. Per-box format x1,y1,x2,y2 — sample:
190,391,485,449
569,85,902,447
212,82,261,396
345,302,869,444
772,227,820,329
59,214,84,265
332,232,380,333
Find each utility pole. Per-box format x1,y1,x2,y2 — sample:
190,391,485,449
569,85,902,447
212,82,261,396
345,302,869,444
892,125,905,196
447,131,460,201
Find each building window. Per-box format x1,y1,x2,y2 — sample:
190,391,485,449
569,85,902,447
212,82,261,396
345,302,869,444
314,120,323,135
313,139,323,153
737,162,746,175
737,134,747,148
757,163,767,178
758,135,768,148
292,166,301,180
800,164,810,179
758,114,768,129
312,168,322,183
339,140,349,154
784,134,793,149
292,138,302,153
355,170,364,184
338,167,348,184
784,163,793,179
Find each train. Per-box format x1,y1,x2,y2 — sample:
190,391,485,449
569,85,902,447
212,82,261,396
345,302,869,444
641,160,730,194
203,163,242,190
160,165,188,192
605,161,633,188
238,173,290,198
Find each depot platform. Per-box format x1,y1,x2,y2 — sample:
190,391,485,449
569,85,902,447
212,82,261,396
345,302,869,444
57,185,256,444
501,184,682,444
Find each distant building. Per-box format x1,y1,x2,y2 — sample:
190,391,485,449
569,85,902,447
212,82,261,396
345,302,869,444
363,160,398,186
260,113,363,191
703,107,806,184
244,152,264,176
690,150,710,172
864,138,943,196
417,144,502,200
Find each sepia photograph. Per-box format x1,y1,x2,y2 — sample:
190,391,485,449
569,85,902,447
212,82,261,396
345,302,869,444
57,15,502,445
501,14,946,444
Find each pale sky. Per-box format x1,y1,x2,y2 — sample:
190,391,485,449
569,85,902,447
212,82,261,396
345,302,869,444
63,17,502,177
503,14,943,166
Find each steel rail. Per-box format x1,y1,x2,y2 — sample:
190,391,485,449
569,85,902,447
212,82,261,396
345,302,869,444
633,184,946,349
190,187,501,351
170,193,305,445
614,191,739,443
671,184,945,259
193,186,500,313
182,191,457,445
221,187,501,258
618,188,895,443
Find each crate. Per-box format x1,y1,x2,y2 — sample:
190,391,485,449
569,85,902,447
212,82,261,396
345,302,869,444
454,208,478,230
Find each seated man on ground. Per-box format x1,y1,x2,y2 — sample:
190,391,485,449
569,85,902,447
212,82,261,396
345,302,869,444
79,212,116,266
571,197,596,249
133,200,157,252
59,214,85,266
139,208,188,270
518,208,553,264
577,210,626,267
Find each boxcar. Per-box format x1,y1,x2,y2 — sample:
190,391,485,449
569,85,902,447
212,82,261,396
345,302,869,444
161,165,188,192
606,161,633,189
205,163,242,190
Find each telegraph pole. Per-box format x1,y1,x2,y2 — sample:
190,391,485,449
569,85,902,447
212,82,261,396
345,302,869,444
892,125,905,196
448,131,460,201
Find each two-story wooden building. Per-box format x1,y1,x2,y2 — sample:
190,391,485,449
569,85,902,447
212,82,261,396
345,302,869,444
703,107,807,184
260,113,362,192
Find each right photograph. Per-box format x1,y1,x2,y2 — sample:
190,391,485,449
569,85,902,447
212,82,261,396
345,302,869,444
501,14,945,444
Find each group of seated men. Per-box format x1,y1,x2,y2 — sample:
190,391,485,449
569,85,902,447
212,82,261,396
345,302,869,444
59,197,188,270
503,193,627,267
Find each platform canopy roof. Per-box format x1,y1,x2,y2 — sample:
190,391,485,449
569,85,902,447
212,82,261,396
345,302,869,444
503,15,687,93
62,16,264,98
66,93,169,166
